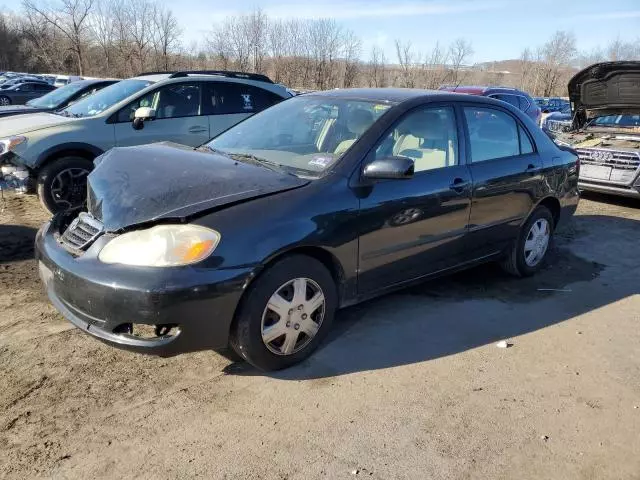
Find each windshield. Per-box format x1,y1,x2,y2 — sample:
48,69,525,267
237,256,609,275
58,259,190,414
60,79,152,118
27,82,88,108
207,95,393,175
590,115,640,128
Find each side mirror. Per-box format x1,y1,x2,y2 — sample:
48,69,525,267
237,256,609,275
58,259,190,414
363,156,415,180
132,107,156,130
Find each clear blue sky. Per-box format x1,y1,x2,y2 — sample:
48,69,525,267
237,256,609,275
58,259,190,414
2,0,639,62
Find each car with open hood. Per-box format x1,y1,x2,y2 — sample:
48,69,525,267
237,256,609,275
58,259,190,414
550,62,640,199
0,70,291,213
36,88,579,371
0,79,117,119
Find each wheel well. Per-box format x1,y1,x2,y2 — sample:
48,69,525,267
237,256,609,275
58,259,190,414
538,197,561,227
261,247,346,295
38,149,97,172
229,246,346,338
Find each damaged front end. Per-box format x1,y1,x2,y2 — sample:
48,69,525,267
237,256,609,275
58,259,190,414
0,136,30,194
553,61,640,198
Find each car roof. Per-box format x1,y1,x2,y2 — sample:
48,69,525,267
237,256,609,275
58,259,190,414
305,88,451,103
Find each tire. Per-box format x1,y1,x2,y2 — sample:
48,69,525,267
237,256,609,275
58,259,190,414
230,255,337,371
500,205,554,277
0,96,10,106
36,156,94,214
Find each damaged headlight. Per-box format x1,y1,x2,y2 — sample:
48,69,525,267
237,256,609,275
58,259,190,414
98,225,221,267
0,136,27,156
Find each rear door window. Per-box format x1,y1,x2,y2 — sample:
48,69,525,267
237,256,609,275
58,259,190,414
203,83,284,115
518,96,530,111
464,107,524,162
491,94,519,109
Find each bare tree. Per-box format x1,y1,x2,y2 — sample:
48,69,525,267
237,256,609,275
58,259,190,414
446,38,473,86
22,0,94,74
368,45,386,87
153,5,181,70
88,0,115,74
395,39,415,87
342,30,361,88
539,30,576,96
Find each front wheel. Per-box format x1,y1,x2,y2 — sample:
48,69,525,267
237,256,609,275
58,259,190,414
230,255,337,371
36,157,94,214
500,206,554,277
0,96,11,106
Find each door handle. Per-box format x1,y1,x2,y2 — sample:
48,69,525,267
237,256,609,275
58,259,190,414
525,163,538,173
188,126,207,134
449,177,469,193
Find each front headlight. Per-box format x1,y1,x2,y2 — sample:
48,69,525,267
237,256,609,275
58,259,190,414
0,136,27,155
98,225,221,267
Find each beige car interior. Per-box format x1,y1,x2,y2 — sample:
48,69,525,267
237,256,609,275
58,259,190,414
391,110,457,172
333,109,375,156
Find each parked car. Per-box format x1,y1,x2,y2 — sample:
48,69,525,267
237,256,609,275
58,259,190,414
0,81,57,106
541,104,572,133
0,76,49,90
0,79,117,118
550,61,640,199
0,70,292,213
439,85,541,124
36,88,579,370
539,97,569,113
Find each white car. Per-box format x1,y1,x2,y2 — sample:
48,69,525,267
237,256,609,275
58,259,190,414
0,71,292,213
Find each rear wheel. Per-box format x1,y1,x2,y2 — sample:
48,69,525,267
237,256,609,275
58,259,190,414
230,255,337,371
0,96,11,106
500,206,554,277
37,156,94,214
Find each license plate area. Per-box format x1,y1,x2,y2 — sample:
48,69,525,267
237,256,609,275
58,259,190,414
580,164,612,181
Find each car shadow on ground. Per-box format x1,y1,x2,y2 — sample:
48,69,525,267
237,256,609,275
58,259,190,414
224,213,640,379
0,224,38,263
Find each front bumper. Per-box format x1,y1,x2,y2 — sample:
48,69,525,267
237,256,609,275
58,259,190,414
578,181,640,199
35,220,254,355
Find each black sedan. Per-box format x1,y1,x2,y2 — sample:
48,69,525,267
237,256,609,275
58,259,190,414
0,79,117,117
36,89,579,370
0,81,56,106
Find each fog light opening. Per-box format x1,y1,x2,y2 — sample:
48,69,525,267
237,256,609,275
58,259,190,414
113,323,179,339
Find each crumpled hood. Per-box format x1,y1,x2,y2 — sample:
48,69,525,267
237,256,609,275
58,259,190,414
0,112,74,136
88,142,309,231
569,62,640,118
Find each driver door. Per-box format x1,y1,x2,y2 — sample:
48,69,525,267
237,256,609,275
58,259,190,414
355,105,472,294
113,83,209,147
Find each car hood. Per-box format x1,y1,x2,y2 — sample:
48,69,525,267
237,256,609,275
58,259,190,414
568,62,640,117
0,112,74,136
87,143,310,232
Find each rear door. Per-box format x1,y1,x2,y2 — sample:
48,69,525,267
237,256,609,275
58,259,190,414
113,82,209,147
13,83,34,104
461,104,542,256
356,104,473,294
203,82,285,138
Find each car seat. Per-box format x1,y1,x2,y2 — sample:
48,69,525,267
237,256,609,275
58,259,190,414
333,109,375,155
394,111,455,171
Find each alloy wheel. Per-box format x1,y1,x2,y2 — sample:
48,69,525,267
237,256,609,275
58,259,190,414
0,97,10,106
261,277,326,356
50,167,90,209
523,218,550,267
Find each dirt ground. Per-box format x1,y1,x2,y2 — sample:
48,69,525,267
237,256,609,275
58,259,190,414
1,192,639,480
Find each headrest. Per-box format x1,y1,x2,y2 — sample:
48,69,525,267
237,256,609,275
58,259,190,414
402,111,449,140
347,108,374,135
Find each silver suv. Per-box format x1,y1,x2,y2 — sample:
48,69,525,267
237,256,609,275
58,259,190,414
0,71,292,213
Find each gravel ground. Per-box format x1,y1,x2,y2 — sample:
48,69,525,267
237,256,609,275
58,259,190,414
1,192,639,480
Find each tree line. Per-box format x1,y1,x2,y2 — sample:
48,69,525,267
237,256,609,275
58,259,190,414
1,2,639,96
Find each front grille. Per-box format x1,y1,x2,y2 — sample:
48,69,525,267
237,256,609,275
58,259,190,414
577,148,640,185
547,119,571,133
59,212,104,252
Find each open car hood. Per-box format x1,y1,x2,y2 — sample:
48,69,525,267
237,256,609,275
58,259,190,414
569,62,640,118
87,143,309,232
